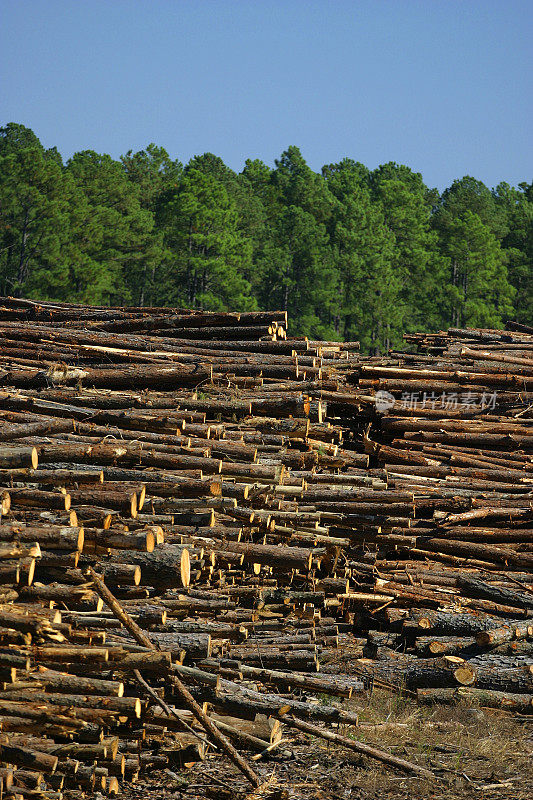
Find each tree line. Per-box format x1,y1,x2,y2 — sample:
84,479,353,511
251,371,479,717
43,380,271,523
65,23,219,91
0,122,531,352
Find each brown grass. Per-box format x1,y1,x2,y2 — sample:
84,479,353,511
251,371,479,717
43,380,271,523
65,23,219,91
328,688,533,799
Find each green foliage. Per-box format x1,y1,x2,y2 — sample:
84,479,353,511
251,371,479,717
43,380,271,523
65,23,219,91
256,204,337,338
121,144,182,208
371,166,447,336
66,150,161,305
440,210,514,328
325,160,399,351
157,167,255,311
435,176,509,239
493,182,533,325
0,124,75,297
251,147,338,338
1,122,531,345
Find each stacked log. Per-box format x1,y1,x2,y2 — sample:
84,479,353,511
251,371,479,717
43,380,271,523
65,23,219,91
0,299,531,795
327,325,533,705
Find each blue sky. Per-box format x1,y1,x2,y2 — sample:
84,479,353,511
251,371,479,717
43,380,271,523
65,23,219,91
1,0,531,190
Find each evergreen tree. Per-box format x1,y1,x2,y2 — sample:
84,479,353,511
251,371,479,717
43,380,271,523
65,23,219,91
436,176,509,239
0,122,529,334
66,150,160,304
324,159,399,352
254,147,338,336
121,144,182,209
370,163,446,335
273,146,333,224
441,210,514,328
121,145,181,305
0,124,78,298
157,166,255,310
255,204,336,338
493,181,533,325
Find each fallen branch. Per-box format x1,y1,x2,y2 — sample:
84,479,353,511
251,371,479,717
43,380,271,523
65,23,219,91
279,713,436,779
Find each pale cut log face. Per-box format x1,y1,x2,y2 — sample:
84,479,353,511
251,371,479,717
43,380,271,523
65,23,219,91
0,300,532,790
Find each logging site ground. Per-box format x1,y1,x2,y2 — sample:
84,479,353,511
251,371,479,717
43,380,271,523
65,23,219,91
0,299,532,800
123,690,533,800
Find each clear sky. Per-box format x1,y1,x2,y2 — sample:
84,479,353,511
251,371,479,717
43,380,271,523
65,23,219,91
1,0,531,190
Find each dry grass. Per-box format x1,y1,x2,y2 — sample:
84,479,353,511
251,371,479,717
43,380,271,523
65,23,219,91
322,688,533,799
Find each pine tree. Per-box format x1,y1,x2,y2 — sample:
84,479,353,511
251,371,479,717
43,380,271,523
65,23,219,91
254,204,336,337
121,144,182,208
273,146,333,224
442,211,515,328
157,166,255,310
324,159,399,352
66,150,160,304
0,124,77,298
493,182,533,325
371,163,446,335
252,147,338,337
121,144,181,305
436,176,509,239
0,122,528,333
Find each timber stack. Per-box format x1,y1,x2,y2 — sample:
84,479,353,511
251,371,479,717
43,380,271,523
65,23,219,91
0,296,531,797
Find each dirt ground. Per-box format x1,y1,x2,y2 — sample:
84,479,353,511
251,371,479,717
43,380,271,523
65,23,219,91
116,690,533,800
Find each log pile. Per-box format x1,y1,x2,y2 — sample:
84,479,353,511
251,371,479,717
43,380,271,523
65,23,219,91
0,298,531,796
340,325,533,710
